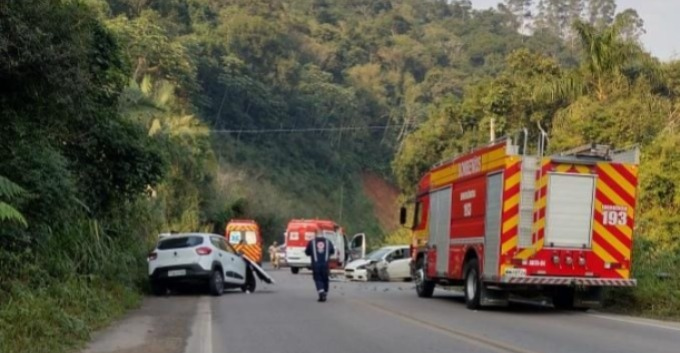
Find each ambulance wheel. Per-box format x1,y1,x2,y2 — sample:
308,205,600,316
291,267,300,274
415,257,435,298
464,259,481,310
241,268,257,293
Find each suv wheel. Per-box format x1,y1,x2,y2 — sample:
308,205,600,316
150,281,167,296
209,270,225,296
291,267,299,274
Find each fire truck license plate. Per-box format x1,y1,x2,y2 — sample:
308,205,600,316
504,268,527,277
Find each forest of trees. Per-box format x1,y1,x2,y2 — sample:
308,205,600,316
0,1,678,352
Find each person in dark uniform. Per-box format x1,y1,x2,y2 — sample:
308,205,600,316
305,227,335,302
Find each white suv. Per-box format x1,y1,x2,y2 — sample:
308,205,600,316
148,233,256,296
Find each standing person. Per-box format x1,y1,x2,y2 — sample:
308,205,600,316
305,227,335,302
268,241,279,269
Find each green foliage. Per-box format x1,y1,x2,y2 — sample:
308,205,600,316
0,176,27,227
0,0,165,222
120,75,216,232
393,49,567,191
206,140,383,245
0,1,186,352
382,228,412,247
122,0,577,241
605,238,680,319
0,217,150,353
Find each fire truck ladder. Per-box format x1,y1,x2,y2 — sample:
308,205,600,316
517,132,535,248
552,143,613,163
517,129,544,248
552,143,640,164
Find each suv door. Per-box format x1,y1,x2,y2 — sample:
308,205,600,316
210,236,234,283
222,238,246,285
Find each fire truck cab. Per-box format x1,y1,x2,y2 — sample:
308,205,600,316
402,135,640,310
284,219,366,274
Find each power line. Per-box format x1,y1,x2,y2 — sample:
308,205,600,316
209,124,419,134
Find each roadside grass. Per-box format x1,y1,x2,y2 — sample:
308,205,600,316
0,278,141,353
0,217,151,353
604,240,680,320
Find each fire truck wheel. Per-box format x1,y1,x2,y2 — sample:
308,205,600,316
291,267,300,275
464,259,481,309
551,289,575,310
415,258,435,298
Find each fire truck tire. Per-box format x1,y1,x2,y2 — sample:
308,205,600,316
552,289,575,310
415,258,435,298
464,259,481,310
291,267,300,274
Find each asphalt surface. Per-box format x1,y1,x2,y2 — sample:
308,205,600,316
82,265,680,353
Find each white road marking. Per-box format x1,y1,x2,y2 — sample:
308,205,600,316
588,314,680,332
185,297,213,353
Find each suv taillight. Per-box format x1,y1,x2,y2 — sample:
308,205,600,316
196,247,212,256
148,252,157,261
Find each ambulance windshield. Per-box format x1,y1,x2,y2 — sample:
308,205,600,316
244,231,258,245
228,231,242,244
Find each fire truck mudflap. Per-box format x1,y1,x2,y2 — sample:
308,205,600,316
404,137,640,310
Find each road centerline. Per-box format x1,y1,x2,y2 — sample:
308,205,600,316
351,299,542,353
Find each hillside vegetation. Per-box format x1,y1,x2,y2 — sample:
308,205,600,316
0,0,678,352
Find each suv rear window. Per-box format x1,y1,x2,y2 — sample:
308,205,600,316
158,236,204,250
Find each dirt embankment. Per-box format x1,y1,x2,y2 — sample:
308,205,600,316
360,172,400,232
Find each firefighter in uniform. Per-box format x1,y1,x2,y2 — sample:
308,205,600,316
305,227,335,302
268,241,279,269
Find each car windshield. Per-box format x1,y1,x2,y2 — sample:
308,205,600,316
366,248,392,261
158,236,204,250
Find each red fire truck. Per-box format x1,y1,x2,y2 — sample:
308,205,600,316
401,135,640,310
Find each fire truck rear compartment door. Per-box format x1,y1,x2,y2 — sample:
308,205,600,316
429,187,452,275
545,173,596,248
484,173,503,277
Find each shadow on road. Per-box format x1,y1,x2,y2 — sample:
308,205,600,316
430,292,559,315
156,287,261,297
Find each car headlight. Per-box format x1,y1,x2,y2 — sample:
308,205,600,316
356,265,366,270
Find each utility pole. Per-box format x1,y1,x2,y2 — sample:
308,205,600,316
338,184,344,224
490,117,496,142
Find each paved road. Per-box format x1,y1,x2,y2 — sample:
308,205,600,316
83,266,680,353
